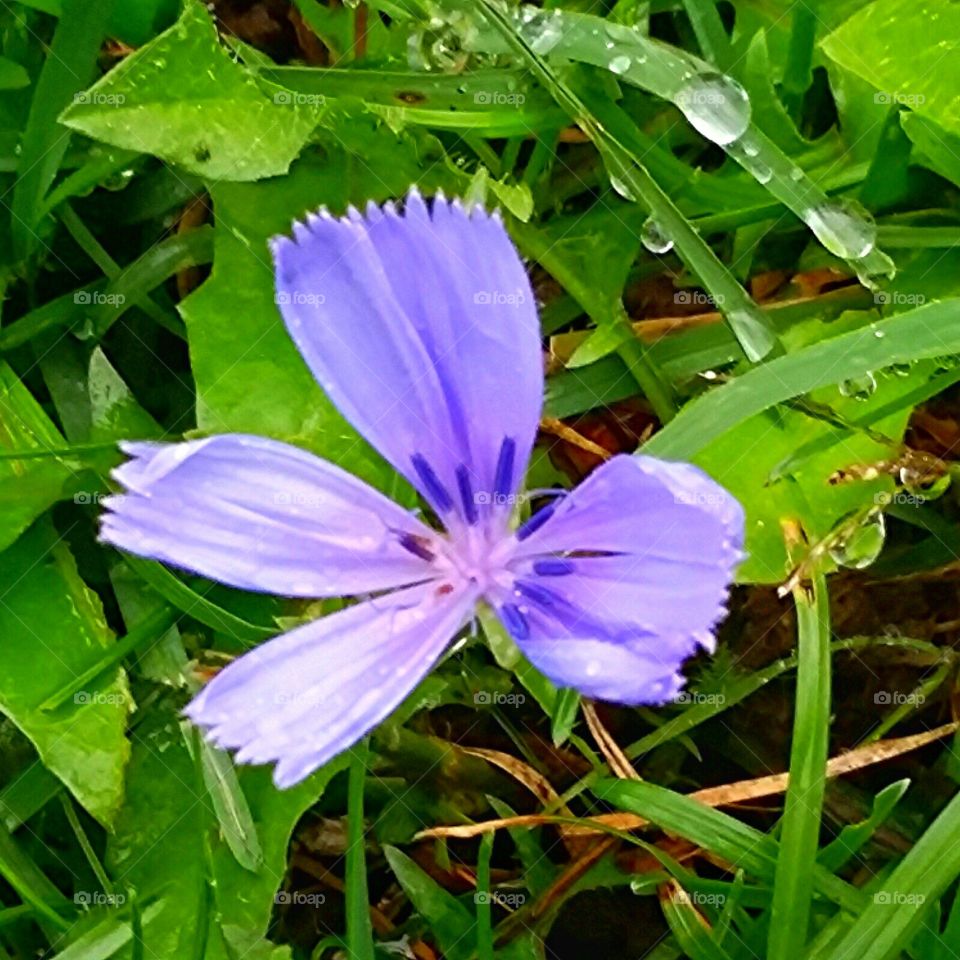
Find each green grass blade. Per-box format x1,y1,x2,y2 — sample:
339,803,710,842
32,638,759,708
645,300,960,460
123,557,275,644
11,0,112,260
594,779,864,913
346,740,375,960
472,0,779,362
476,832,494,960
767,567,832,958
823,788,960,960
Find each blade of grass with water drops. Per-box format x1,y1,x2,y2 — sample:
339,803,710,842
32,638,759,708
455,4,894,290
468,0,780,362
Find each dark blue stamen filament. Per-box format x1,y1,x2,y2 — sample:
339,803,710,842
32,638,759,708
455,464,478,524
493,437,516,499
516,580,558,608
398,532,436,563
532,557,575,576
516,501,556,541
411,454,453,513
500,602,529,639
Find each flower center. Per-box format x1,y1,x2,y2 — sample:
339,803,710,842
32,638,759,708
433,523,516,596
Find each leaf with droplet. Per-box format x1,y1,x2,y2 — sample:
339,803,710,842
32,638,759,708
60,0,318,181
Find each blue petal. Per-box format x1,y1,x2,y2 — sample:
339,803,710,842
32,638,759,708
185,580,478,787
101,435,437,597
271,191,543,524
500,454,744,702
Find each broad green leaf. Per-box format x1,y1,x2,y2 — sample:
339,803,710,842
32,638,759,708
822,0,960,141
106,703,347,959
0,523,130,825
87,347,164,442
60,0,318,181
384,846,476,960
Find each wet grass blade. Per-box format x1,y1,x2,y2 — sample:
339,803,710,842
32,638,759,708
767,566,831,959
471,0,779,362
645,300,960,460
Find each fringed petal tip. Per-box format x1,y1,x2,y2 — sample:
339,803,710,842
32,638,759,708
182,581,476,789
269,184,543,524
269,187,504,256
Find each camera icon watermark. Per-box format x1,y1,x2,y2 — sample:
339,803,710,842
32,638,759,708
275,291,326,306
473,91,526,106
75,891,126,906
474,891,527,907
675,691,726,706
474,491,527,507
675,290,724,308
473,289,526,306
873,91,926,107
73,91,126,106
273,491,326,507
674,491,726,507
676,890,727,907
474,691,526,707
74,491,108,505
74,291,125,307
874,691,925,706
873,891,925,906
273,91,326,106
74,690,128,706
874,291,926,306
275,891,326,906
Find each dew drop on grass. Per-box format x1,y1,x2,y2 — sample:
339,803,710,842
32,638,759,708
609,174,638,202
806,199,877,260
674,72,751,146
640,216,674,254
518,6,562,54
838,371,877,400
899,467,951,500
609,54,632,75
829,511,886,570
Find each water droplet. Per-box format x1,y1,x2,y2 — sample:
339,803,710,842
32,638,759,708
609,54,632,75
890,362,911,377
518,6,562,54
790,166,804,181
749,159,772,184
609,174,638,201
674,72,751,146
806,199,877,260
838,372,877,400
899,467,951,500
829,511,886,570
640,216,673,254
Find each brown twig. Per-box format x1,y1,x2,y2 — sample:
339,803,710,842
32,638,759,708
416,722,958,840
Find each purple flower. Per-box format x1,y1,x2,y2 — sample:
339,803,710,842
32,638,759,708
101,190,744,788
